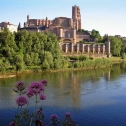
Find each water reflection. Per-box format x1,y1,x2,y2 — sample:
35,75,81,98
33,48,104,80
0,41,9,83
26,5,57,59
0,63,126,108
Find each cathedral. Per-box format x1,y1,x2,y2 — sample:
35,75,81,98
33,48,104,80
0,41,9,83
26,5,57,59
19,5,92,43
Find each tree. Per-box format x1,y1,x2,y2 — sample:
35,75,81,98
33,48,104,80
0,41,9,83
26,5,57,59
109,36,122,56
41,59,50,70
78,29,85,33
24,54,32,66
0,29,69,72
32,53,40,65
43,51,53,68
91,29,102,42
0,58,10,72
14,54,24,71
121,40,126,54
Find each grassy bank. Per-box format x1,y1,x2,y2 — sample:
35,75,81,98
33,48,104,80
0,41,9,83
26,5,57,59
0,57,124,78
107,57,124,62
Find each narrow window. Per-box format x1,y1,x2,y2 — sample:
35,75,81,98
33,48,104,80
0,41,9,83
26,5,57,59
68,33,70,38
63,33,65,37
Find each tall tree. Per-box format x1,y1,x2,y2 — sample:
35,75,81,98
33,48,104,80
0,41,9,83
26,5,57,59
91,29,102,42
109,36,122,56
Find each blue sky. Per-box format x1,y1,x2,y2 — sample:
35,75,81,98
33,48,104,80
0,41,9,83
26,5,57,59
1,0,126,36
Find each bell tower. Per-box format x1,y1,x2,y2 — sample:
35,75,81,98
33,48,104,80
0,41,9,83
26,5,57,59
72,5,81,31
27,15,29,22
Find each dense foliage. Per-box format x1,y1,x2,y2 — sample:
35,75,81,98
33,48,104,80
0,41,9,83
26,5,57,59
91,29,102,42
109,36,122,56
78,29,102,42
0,29,69,72
78,29,126,57
108,36,126,58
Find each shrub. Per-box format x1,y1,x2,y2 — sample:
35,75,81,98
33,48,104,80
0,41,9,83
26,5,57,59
68,56,79,61
121,53,126,59
89,57,93,60
79,55,88,61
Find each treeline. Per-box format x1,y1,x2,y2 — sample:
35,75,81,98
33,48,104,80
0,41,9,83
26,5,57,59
0,29,69,72
78,29,102,42
78,29,126,58
109,36,126,58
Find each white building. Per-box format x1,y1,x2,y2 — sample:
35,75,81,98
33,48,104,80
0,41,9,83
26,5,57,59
0,22,17,32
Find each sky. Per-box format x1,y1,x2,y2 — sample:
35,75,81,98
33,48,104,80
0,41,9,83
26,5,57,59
1,0,126,36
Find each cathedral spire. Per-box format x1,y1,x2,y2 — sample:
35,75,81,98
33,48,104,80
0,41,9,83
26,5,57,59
27,15,29,22
46,17,48,27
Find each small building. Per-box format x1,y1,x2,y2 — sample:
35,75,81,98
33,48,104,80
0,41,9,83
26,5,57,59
121,37,126,41
0,22,18,33
115,35,121,38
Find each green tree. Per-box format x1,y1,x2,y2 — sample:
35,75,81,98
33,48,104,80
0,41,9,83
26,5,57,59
91,29,102,42
24,54,32,66
121,39,126,55
43,51,53,68
109,36,122,56
41,59,50,70
0,29,70,72
14,54,24,71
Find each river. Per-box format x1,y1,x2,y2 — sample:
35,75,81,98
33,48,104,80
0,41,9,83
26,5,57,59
0,62,126,126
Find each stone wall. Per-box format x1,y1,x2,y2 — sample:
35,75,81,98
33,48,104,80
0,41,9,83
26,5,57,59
76,33,90,42
59,43,107,57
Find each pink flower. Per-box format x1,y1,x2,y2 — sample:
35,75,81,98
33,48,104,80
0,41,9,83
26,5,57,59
15,81,25,91
50,114,58,120
26,89,34,98
41,79,48,86
40,120,46,126
9,121,15,126
28,81,44,95
65,112,71,118
16,96,28,107
40,94,46,100
36,109,41,114
36,109,43,115
29,81,43,89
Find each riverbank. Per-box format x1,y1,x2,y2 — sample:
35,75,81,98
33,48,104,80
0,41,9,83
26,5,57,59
0,65,113,79
0,57,124,79
107,57,125,63
0,74,16,79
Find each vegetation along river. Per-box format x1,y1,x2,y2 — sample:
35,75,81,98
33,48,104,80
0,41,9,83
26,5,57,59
0,62,126,125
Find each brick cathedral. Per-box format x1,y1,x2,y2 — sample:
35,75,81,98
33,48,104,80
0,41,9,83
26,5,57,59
18,5,92,43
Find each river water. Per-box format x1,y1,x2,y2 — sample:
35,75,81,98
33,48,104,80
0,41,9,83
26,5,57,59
1,62,126,126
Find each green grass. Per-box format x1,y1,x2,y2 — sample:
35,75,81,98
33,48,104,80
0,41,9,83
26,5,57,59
89,56,124,62
103,56,124,63
108,57,122,61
